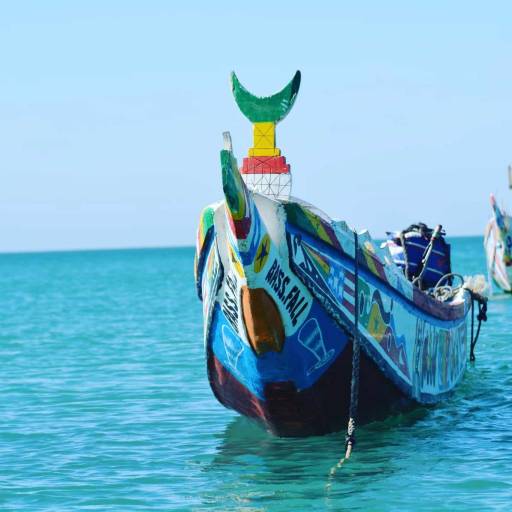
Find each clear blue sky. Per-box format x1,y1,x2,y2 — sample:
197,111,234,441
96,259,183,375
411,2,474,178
2,1,511,252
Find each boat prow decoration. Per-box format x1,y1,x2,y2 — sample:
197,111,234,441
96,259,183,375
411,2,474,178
230,70,301,124
195,71,486,437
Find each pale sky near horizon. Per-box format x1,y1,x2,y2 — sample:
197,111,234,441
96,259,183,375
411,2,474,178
1,1,511,252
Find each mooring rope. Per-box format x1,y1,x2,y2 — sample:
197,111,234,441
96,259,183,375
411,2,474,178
329,248,487,484
328,231,361,480
431,274,488,361
345,230,361,459
469,291,488,362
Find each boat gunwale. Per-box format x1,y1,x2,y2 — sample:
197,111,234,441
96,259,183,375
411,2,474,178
285,222,468,325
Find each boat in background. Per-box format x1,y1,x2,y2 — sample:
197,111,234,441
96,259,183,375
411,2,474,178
485,183,512,293
195,72,487,437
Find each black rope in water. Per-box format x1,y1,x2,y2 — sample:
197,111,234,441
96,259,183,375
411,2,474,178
470,297,475,357
469,292,488,362
345,231,361,459
327,232,362,480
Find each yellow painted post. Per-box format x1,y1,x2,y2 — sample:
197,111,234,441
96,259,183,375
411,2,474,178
248,122,281,157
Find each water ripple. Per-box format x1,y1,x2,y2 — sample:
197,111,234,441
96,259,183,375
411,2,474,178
1,242,511,510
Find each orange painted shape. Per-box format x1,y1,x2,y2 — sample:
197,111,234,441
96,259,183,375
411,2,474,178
241,286,285,355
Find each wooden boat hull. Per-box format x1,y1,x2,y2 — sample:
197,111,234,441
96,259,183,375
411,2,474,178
207,317,409,437
195,152,471,437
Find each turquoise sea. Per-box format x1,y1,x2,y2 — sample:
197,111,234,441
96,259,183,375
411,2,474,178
1,237,511,511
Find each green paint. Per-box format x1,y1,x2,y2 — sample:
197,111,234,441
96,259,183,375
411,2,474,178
358,279,372,325
221,149,245,219
200,206,215,239
230,71,301,124
195,205,216,286
284,202,316,237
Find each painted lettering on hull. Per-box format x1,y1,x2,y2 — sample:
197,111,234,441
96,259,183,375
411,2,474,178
414,319,466,395
265,259,309,326
222,273,239,332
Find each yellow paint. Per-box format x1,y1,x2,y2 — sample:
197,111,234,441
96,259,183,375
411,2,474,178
367,303,387,342
206,249,215,278
249,122,280,156
229,244,245,278
305,245,330,275
302,208,333,246
364,251,380,277
198,217,207,247
253,122,275,148
248,147,281,157
254,234,271,273
364,241,376,254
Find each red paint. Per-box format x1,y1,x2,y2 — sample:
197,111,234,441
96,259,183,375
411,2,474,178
207,346,408,437
241,156,290,175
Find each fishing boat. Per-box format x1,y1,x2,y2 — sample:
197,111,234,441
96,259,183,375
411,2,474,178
485,177,512,292
195,72,487,438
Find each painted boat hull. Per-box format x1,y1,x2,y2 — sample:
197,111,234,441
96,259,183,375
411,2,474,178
195,150,471,437
207,326,409,437
484,217,512,293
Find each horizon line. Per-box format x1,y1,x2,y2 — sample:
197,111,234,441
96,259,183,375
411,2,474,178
0,234,485,256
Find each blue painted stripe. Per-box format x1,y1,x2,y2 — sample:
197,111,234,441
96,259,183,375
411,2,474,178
207,301,350,400
286,224,469,329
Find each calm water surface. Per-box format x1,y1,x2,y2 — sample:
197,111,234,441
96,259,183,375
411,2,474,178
1,238,511,510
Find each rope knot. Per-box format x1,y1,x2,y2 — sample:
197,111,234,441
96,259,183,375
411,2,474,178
469,292,488,362
345,434,356,448
346,417,356,437
477,299,488,322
